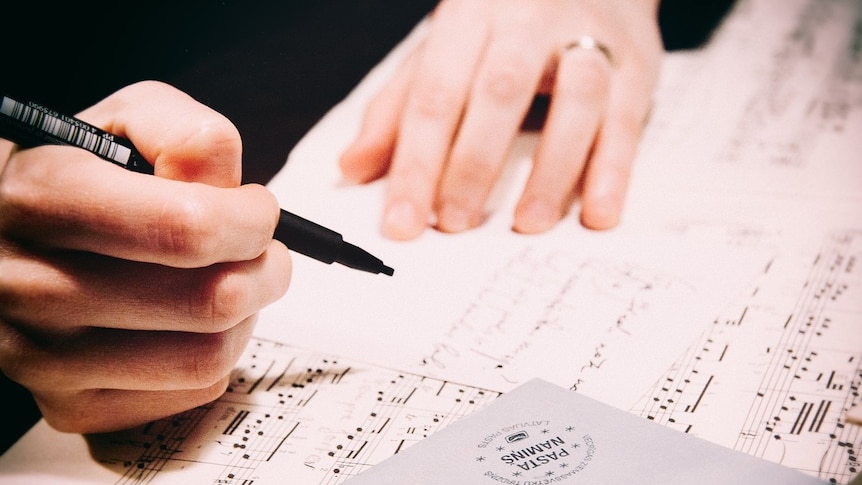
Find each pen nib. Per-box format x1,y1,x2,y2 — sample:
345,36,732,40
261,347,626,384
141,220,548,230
337,241,395,276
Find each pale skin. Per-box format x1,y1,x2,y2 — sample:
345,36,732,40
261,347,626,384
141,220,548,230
0,81,291,433
1,0,664,434
340,0,663,239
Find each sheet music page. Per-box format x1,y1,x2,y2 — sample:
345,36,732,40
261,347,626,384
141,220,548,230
619,0,862,481
1,0,860,483
0,339,503,484
253,26,767,411
255,0,861,481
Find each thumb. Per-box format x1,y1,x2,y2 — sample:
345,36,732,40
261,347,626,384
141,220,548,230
79,80,243,188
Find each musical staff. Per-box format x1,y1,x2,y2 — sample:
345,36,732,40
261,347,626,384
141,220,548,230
83,339,499,484
632,230,862,483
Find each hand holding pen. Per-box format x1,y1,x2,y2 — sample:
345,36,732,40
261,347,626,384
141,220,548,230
0,81,297,433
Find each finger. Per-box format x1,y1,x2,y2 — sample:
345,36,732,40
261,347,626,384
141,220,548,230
0,139,12,172
382,0,490,240
339,47,421,183
0,148,280,267
79,80,244,188
33,376,230,434
0,240,291,332
0,313,255,394
579,71,654,229
436,28,547,233
514,48,612,234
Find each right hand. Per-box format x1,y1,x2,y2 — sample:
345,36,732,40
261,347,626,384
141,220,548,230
0,81,292,434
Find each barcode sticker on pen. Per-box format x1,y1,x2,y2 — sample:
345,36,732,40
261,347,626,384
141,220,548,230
0,96,132,166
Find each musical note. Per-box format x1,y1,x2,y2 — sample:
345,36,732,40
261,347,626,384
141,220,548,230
78,339,500,484
631,230,862,483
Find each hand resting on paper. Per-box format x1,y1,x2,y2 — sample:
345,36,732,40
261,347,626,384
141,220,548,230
340,0,663,239
0,81,292,434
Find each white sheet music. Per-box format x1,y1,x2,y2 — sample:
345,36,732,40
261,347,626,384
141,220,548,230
253,28,766,411
1,0,860,483
625,0,862,482
0,339,502,484
632,230,862,475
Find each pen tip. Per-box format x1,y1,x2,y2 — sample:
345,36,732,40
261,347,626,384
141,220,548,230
337,241,394,276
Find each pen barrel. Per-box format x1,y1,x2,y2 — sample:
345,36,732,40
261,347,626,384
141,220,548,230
273,209,342,264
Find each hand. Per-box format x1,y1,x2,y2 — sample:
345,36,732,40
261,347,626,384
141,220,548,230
340,0,663,239
0,81,291,434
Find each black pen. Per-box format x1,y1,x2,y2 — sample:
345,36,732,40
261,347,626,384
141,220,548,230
0,94,394,276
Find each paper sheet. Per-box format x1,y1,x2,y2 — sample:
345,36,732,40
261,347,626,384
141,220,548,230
254,28,766,410
2,0,861,483
0,339,503,484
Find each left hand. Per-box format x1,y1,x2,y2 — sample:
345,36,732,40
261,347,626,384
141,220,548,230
339,0,663,239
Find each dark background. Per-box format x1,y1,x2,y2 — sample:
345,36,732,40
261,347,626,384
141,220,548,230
0,0,734,454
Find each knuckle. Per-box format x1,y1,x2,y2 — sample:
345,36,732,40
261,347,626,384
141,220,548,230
188,269,248,332
388,154,439,185
196,114,241,145
0,257,53,322
0,266,19,317
246,185,282,257
0,336,74,396
0,171,36,234
35,390,113,434
408,79,463,119
130,79,173,95
0,328,32,384
447,156,498,194
154,190,219,264
194,118,243,160
183,333,234,388
480,56,534,104
38,403,86,434
558,57,611,100
267,243,293,300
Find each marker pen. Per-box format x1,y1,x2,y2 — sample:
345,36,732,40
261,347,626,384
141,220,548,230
0,94,394,276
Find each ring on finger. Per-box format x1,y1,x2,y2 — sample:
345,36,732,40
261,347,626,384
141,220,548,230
561,35,614,67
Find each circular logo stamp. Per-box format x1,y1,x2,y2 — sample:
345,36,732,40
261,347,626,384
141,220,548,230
474,419,596,484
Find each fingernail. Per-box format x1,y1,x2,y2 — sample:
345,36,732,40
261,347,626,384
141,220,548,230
580,201,622,230
437,204,474,233
383,199,423,240
515,200,558,234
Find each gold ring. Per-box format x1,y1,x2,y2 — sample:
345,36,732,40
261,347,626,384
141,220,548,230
561,35,614,66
